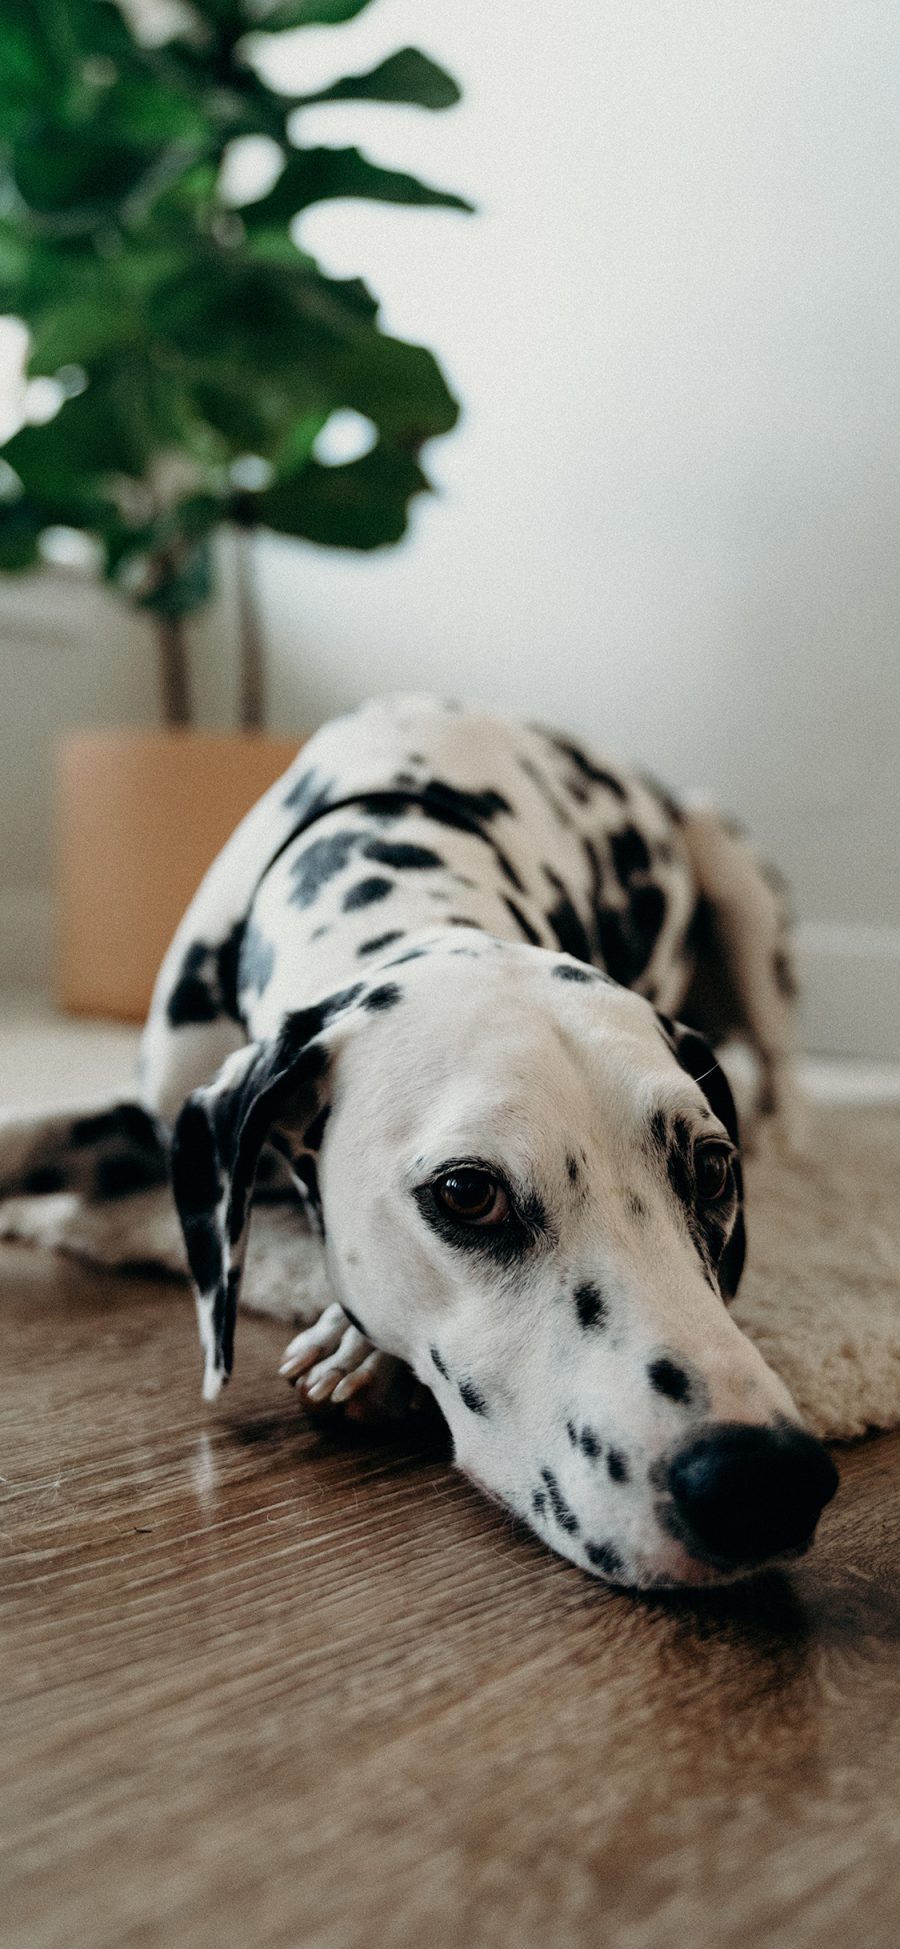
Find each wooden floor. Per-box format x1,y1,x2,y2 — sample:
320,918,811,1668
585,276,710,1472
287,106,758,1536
4,1245,900,1949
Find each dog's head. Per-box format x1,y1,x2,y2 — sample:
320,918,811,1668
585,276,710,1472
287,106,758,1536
171,934,837,1588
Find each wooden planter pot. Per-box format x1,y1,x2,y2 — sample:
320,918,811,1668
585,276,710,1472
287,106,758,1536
56,729,301,1022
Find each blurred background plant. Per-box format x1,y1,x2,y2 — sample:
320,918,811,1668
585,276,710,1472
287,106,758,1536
0,0,470,725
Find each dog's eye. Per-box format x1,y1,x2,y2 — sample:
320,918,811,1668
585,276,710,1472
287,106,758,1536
433,1170,508,1225
695,1144,733,1203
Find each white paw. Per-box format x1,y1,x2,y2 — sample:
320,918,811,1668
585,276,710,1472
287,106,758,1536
279,1305,425,1424
279,1302,361,1386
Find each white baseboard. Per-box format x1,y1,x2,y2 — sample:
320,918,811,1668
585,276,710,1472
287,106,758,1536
0,893,897,1061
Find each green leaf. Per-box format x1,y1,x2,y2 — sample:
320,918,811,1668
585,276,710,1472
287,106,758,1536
12,125,153,216
153,260,331,398
243,145,473,226
252,0,378,30
331,331,459,440
0,500,42,571
0,8,75,128
0,221,31,312
269,408,330,474
27,291,135,374
293,48,461,112
1,418,114,526
98,75,212,148
254,441,428,549
1,346,195,505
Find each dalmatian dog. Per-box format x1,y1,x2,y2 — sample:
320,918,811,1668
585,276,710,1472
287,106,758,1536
0,694,838,1588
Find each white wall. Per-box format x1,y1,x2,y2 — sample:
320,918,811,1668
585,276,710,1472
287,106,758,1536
2,0,899,1051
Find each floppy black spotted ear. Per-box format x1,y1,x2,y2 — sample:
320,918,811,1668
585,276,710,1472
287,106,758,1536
170,1002,345,1401
657,1016,746,1298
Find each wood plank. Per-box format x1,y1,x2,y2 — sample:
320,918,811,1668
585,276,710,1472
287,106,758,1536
3,1244,900,1949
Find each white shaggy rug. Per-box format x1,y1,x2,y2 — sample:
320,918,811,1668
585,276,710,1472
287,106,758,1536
2,1103,899,1442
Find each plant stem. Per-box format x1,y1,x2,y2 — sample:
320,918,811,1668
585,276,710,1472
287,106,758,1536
156,614,192,727
234,523,266,732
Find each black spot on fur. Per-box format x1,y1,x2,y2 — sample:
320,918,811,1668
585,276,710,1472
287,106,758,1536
385,947,427,967
357,931,404,957
166,945,219,1028
356,794,410,822
540,1467,580,1535
459,1379,488,1416
182,1217,221,1300
281,993,361,1050
648,1356,692,1404
343,876,393,911
628,1195,648,1221
574,1281,608,1330
580,1428,601,1460
566,1418,578,1446
216,920,246,1023
238,919,276,998
70,1109,123,1148
71,1104,160,1151
23,1164,67,1193
170,1099,221,1217
289,830,361,909
517,753,572,825
607,1449,629,1483
420,780,512,829
363,840,443,872
362,983,403,1013
430,1345,450,1379
631,883,666,944
94,1151,168,1199
552,962,599,984
596,885,666,986
542,735,628,799
585,1540,623,1576
504,897,543,945
566,1154,579,1185
610,824,652,883
407,780,526,894
547,899,593,965
282,766,335,823
532,1490,547,1516
492,845,526,892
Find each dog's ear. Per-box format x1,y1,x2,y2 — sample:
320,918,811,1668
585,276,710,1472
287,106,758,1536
170,991,361,1400
657,1016,746,1299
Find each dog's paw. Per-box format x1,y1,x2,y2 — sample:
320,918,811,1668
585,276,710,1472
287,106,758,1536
279,1303,424,1424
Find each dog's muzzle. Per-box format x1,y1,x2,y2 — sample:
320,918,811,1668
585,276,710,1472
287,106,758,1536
666,1421,839,1570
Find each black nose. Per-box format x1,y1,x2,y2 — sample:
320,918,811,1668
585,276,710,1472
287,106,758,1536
667,1422,839,1568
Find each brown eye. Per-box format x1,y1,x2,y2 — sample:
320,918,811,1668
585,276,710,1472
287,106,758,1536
434,1170,508,1225
695,1144,732,1203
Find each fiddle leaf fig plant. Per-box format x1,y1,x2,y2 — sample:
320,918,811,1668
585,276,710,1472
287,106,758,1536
0,0,471,724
